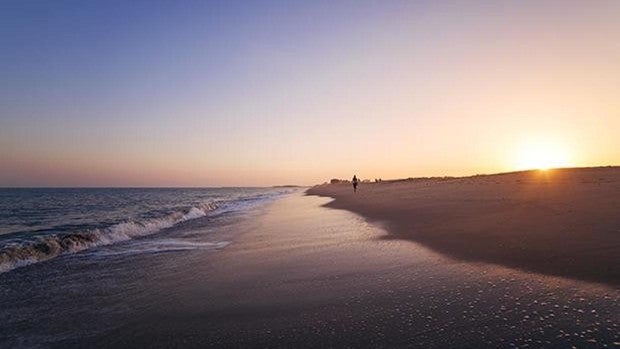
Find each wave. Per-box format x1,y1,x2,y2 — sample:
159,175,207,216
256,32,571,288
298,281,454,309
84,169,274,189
91,239,231,257
0,201,218,273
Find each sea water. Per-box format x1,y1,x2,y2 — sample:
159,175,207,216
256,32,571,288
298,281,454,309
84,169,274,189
0,187,297,273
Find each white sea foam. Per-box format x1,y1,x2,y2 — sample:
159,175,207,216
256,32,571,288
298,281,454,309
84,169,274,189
91,239,231,257
0,201,219,273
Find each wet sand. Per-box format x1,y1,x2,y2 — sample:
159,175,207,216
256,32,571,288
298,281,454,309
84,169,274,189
1,192,618,347
308,167,620,286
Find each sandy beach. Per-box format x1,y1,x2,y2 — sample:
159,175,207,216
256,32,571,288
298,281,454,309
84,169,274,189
2,191,617,347
308,167,620,286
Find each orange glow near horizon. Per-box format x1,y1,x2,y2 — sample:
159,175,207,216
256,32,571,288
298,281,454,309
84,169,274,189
515,138,572,171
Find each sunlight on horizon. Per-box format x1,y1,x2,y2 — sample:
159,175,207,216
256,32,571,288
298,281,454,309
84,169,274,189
515,138,572,171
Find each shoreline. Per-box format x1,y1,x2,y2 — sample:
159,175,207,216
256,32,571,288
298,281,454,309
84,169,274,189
1,192,617,347
307,166,620,286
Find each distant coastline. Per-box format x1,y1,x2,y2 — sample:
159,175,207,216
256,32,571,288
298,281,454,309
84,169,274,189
325,165,620,184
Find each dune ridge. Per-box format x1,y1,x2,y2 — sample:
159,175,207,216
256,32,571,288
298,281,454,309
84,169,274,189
307,166,620,286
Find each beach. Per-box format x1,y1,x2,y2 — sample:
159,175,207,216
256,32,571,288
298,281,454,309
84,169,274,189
3,1,619,347
308,167,620,286
1,190,618,347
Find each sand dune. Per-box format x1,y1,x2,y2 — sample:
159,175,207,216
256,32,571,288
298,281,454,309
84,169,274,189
307,167,620,286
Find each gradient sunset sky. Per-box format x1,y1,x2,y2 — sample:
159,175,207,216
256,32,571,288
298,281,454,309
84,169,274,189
1,0,619,187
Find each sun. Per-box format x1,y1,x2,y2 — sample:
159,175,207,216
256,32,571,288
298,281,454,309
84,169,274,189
516,139,571,171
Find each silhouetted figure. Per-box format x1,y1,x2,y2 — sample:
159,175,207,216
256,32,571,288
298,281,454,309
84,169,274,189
352,175,359,192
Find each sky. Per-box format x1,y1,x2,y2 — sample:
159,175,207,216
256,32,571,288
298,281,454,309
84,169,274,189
1,0,619,187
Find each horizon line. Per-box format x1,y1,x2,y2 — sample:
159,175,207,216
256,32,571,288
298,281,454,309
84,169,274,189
1,165,618,189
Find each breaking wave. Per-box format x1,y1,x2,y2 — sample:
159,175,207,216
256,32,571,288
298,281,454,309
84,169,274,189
0,202,218,273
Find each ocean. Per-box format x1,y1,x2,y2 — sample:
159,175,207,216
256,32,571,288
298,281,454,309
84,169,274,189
0,187,301,347
0,187,297,273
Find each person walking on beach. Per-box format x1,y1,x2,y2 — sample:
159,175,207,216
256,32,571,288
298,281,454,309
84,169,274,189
352,175,359,193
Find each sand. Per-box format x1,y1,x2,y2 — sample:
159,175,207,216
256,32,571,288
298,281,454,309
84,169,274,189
307,166,620,286
1,192,618,347
89,193,619,347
